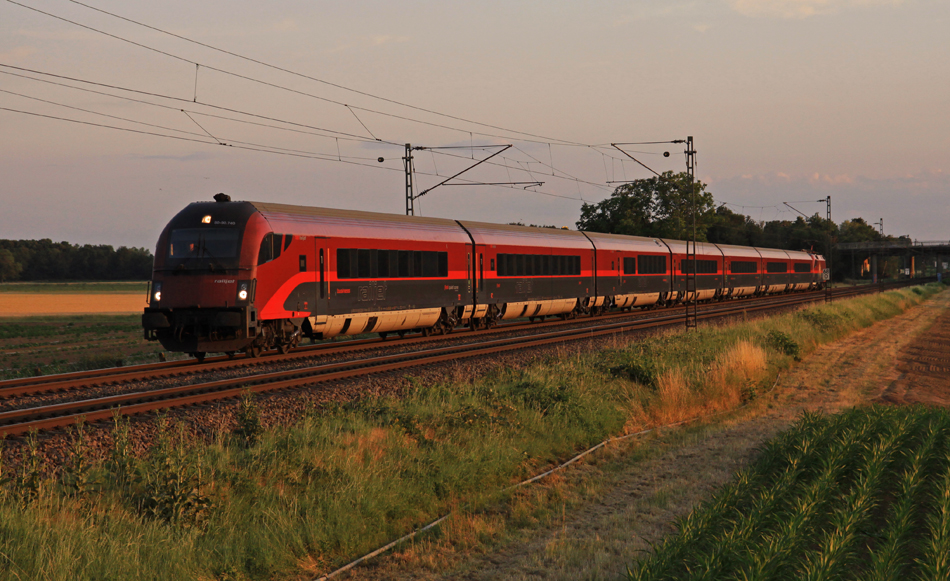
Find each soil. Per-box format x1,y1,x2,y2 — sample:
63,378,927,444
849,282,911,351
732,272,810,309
340,291,950,581
0,293,146,316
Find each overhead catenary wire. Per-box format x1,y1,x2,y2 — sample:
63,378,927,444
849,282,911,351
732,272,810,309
4,0,594,147
61,0,592,148
0,105,587,202
0,64,391,144
0,63,610,199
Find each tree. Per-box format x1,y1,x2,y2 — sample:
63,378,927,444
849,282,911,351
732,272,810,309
576,171,715,240
0,249,22,282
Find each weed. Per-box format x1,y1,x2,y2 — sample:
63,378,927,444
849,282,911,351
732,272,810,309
60,418,93,497
15,430,44,502
134,417,214,528
233,390,264,448
106,410,135,489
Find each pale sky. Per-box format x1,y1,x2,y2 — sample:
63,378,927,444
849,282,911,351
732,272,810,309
1,0,947,250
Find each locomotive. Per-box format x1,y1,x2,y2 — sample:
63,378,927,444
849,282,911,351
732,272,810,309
142,194,826,361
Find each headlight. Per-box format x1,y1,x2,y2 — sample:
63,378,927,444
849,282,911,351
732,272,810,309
238,289,248,300
237,281,250,302
151,281,162,304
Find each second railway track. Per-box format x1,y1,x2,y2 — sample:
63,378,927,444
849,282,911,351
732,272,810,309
0,280,925,437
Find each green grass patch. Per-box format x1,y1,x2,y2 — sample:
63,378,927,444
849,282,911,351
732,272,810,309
0,283,943,580
627,404,950,580
0,281,148,294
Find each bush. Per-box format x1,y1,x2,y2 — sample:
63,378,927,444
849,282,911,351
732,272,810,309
766,330,801,360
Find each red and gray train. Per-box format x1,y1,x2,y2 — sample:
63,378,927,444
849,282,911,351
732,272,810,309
142,195,827,360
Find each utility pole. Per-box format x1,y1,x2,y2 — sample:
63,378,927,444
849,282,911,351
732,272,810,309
403,144,415,216
610,137,698,329
825,195,833,304
685,136,698,329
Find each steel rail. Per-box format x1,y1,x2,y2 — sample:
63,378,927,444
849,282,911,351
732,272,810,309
0,281,922,437
0,280,924,400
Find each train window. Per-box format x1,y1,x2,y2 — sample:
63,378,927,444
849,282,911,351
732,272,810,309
357,249,373,278
413,251,423,277
283,235,292,251
258,234,273,265
638,255,666,275
398,251,411,277
766,262,788,273
377,251,390,278
730,261,757,274
572,256,581,275
272,235,283,261
794,263,811,273
623,257,636,275
680,259,718,274
514,255,523,276
336,248,352,278
439,252,448,277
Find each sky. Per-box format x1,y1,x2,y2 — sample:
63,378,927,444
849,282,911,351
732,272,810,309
1,0,947,250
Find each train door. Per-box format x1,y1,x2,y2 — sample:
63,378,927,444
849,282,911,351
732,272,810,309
315,240,329,316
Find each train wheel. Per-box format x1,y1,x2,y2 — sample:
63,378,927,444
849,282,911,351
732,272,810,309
225,351,235,360
421,328,431,337
277,343,289,355
245,345,261,358
193,352,206,363
379,332,388,341
397,330,407,339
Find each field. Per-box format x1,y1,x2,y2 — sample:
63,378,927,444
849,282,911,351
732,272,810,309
0,282,162,378
0,315,167,379
629,404,950,580
0,284,941,580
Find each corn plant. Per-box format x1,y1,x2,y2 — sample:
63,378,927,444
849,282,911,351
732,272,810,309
864,423,938,581
915,458,950,580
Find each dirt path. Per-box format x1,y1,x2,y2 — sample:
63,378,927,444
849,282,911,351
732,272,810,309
346,291,950,581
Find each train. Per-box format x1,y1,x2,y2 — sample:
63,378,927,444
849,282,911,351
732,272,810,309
141,194,827,360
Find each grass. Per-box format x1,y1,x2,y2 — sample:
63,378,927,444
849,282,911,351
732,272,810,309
0,281,148,294
627,405,950,580
0,283,943,580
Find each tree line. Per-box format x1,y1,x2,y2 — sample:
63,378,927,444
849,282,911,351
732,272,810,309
576,171,900,280
0,239,153,282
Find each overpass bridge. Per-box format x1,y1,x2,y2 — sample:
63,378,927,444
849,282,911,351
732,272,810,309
836,240,950,281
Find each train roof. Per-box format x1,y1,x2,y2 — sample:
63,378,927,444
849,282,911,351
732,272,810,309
249,202,471,244
660,239,724,257
713,243,762,260
456,220,592,250
580,231,669,253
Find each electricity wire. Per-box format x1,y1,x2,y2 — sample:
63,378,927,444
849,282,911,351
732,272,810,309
62,0,592,147
5,0,591,147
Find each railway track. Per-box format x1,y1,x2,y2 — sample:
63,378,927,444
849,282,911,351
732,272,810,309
0,280,927,437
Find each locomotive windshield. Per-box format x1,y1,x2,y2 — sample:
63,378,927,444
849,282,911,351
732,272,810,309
167,228,240,259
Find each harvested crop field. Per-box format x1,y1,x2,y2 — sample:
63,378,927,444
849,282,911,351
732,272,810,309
0,293,146,316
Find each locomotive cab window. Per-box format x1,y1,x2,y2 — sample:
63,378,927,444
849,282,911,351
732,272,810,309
257,233,285,265
169,228,240,259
